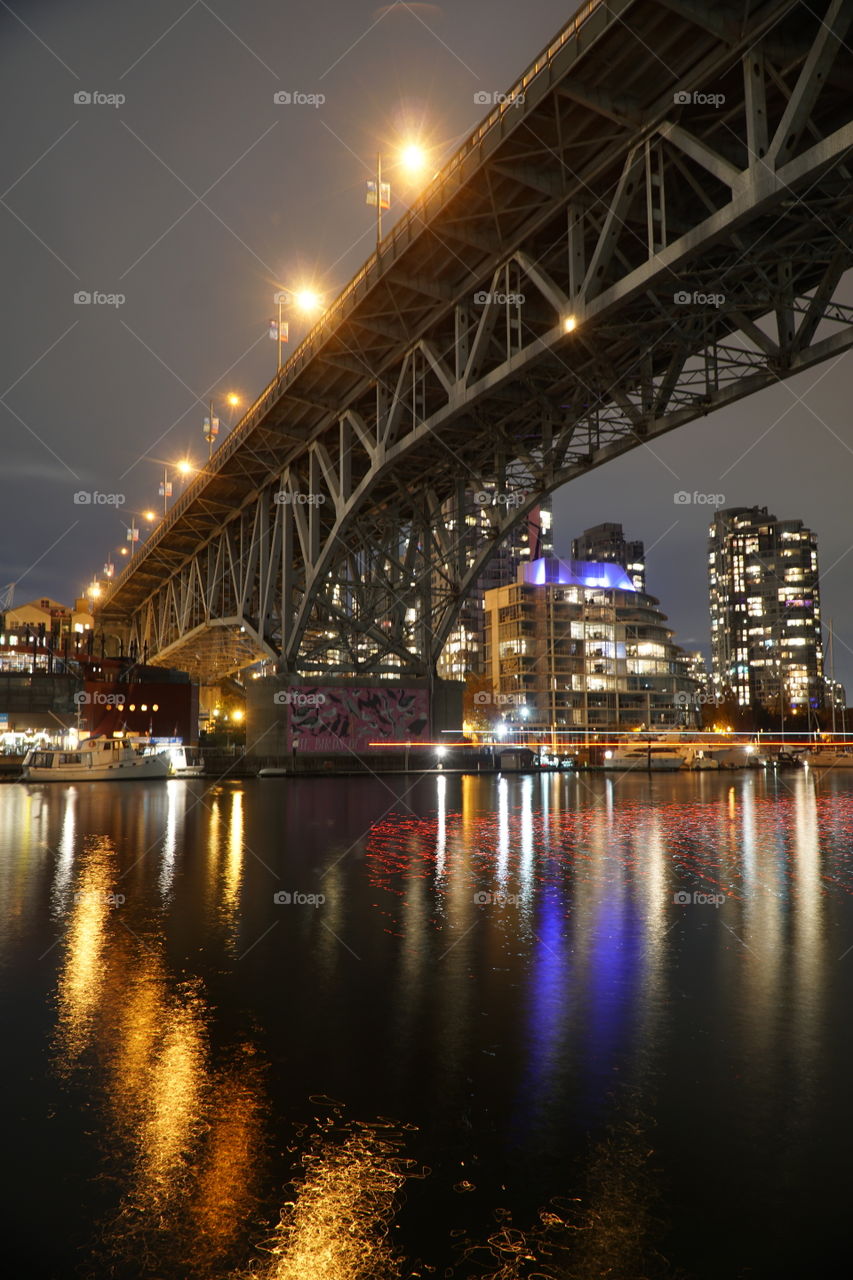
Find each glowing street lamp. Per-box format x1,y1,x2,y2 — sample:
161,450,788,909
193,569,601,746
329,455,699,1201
271,288,324,372
367,141,430,251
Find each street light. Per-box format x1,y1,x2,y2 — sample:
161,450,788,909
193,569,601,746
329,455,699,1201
367,140,430,251
270,288,324,372
200,392,242,458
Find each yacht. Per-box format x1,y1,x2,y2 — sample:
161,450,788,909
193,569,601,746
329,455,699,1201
801,748,853,769
603,741,686,772
22,736,170,782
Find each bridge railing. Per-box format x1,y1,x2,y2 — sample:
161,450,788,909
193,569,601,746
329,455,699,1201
102,0,607,606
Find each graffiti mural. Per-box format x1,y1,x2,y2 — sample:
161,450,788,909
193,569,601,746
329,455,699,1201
287,687,430,752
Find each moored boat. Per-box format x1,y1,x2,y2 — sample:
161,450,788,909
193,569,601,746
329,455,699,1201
603,741,686,772
22,736,170,782
801,749,853,769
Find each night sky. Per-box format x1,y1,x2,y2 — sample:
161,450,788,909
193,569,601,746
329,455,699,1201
2,0,852,685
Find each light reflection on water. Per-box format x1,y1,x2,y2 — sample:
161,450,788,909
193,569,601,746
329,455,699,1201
1,770,852,1277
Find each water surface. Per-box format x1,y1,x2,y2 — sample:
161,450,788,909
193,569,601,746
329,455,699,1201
2,769,852,1278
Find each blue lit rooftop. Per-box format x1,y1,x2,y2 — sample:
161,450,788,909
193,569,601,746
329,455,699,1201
521,557,637,591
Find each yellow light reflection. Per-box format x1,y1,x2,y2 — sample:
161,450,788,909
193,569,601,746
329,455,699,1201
55,837,117,1066
257,1120,410,1280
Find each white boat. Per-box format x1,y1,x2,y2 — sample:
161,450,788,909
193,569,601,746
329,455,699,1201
603,742,686,772
802,749,853,769
22,736,170,782
167,745,205,778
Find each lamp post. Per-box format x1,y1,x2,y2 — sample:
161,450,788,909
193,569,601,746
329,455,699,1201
159,467,173,515
366,142,428,253
202,401,219,458
271,289,323,372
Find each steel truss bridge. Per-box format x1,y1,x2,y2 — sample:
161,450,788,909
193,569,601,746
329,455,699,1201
101,0,853,682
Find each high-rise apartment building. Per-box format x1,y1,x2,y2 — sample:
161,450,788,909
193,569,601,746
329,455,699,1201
483,557,693,731
571,522,646,592
438,498,552,679
708,506,824,711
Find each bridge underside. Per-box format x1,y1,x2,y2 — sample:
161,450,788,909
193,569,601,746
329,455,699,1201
140,620,274,681
99,0,853,683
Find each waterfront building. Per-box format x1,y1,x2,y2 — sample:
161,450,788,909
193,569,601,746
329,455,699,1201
1,595,93,644
438,495,553,679
571,521,646,592
483,556,693,733
708,507,824,711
